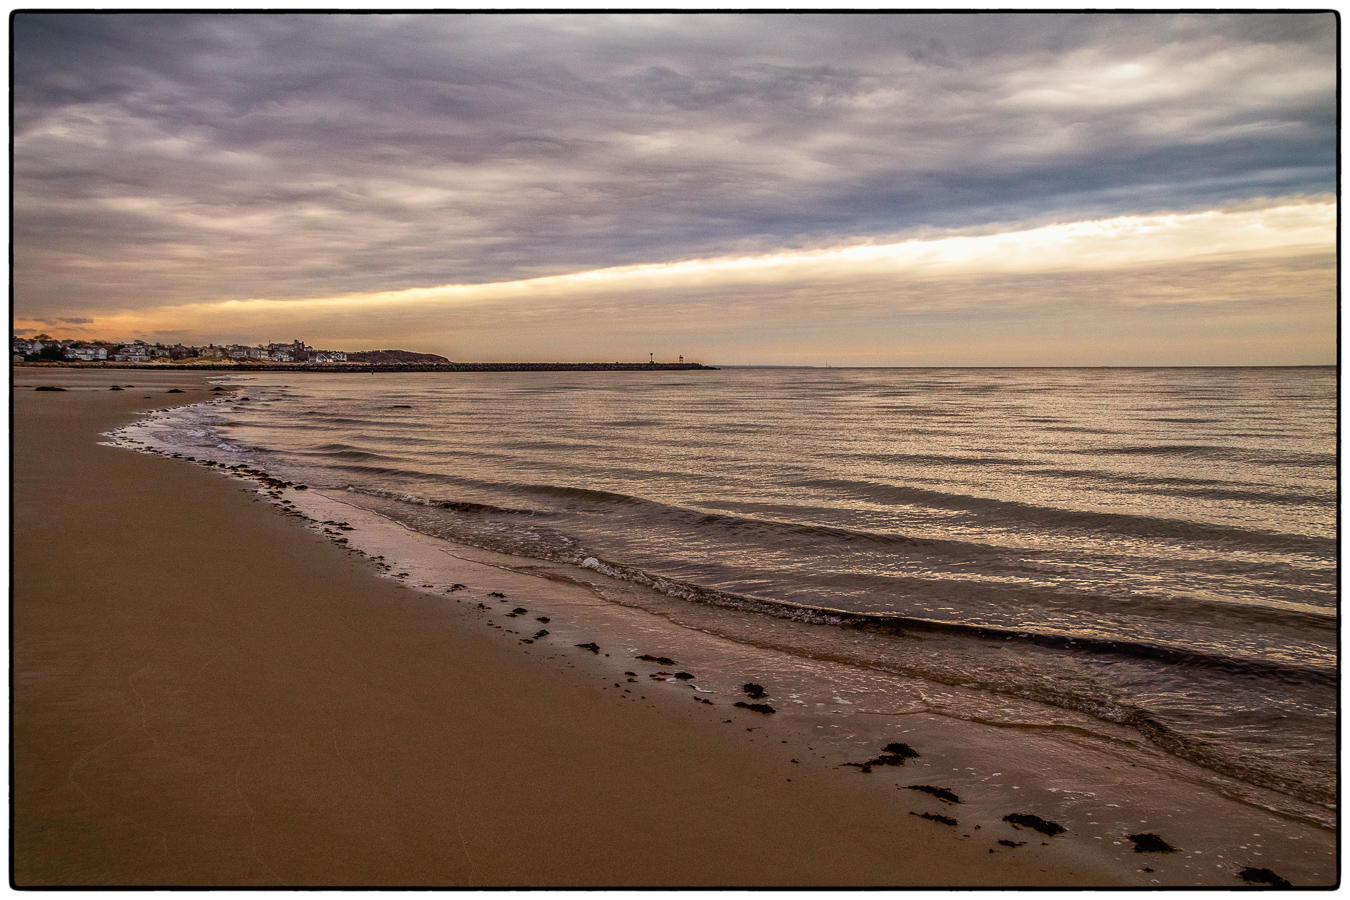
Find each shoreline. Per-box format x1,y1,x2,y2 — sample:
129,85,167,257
12,368,1334,887
13,361,717,372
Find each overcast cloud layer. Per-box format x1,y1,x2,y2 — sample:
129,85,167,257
12,12,1338,363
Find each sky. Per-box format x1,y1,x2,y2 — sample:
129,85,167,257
11,12,1338,365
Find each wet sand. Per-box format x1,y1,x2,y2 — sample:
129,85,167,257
9,368,1320,887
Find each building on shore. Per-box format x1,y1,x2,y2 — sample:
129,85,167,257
64,342,108,361
112,340,159,362
12,337,44,360
14,333,355,365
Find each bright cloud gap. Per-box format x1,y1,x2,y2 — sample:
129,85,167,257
66,199,1335,321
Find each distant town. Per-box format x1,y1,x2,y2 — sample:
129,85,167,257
12,335,714,371
15,335,381,364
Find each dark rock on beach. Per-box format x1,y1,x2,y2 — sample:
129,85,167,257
910,811,957,827
1002,813,1065,836
34,386,66,391
673,672,694,680
575,642,600,654
997,839,1025,848
166,388,184,393
733,701,776,714
907,785,961,804
1128,832,1176,853
742,683,768,699
636,654,676,665
1238,867,1292,888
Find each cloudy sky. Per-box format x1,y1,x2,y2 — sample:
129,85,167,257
12,12,1337,364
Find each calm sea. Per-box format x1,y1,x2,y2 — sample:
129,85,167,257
115,366,1337,819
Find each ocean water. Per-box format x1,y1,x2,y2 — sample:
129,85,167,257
114,366,1337,822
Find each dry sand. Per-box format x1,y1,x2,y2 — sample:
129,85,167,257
5,368,1199,886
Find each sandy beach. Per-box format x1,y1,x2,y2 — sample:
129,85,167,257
10,368,1328,888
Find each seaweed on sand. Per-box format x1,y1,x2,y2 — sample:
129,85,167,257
1002,813,1065,836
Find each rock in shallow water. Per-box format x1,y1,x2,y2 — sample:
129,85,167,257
1238,867,1292,888
1128,832,1176,853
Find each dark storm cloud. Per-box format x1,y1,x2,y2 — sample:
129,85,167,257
13,12,1337,315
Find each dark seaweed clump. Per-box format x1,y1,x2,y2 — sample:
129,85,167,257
1003,813,1065,836
742,683,768,699
1238,867,1292,888
34,386,66,391
844,742,919,773
575,642,600,654
910,811,957,826
907,785,960,804
636,654,676,665
733,701,776,714
1128,832,1176,853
